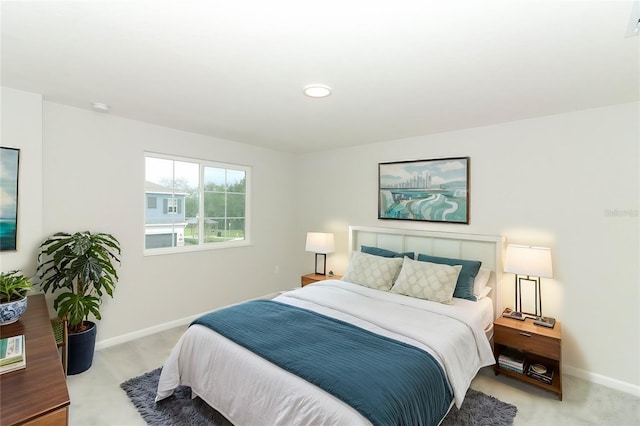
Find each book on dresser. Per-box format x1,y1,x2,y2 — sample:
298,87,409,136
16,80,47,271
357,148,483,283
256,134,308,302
0,335,26,374
498,347,526,374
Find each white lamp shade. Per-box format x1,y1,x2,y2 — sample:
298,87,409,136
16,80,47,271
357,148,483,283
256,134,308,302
504,244,553,278
305,232,335,254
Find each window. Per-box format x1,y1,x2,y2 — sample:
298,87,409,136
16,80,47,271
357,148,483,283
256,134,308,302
166,198,178,214
144,152,250,254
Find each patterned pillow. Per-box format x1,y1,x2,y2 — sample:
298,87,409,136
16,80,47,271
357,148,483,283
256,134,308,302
416,254,481,301
342,251,404,291
391,257,462,304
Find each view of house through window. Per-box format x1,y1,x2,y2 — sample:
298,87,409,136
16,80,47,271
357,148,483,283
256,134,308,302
144,153,249,252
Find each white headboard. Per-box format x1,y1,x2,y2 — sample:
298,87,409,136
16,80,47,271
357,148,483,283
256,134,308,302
349,226,506,318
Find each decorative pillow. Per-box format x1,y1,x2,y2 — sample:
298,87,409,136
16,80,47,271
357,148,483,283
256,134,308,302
416,254,481,301
391,257,462,304
342,251,404,291
361,245,415,260
473,267,491,297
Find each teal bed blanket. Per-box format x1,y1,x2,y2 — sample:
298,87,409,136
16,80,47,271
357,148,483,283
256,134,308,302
192,299,452,426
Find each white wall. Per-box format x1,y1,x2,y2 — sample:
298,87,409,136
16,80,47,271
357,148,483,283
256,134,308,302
38,101,298,342
0,87,43,276
294,102,640,392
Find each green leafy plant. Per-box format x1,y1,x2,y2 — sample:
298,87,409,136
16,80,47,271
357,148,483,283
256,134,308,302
0,270,33,303
37,231,121,333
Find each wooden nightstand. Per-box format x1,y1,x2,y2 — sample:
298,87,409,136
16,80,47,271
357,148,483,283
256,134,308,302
493,315,562,400
301,273,342,287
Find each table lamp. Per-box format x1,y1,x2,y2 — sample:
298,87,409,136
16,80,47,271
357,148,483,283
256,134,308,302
504,244,555,327
305,232,335,275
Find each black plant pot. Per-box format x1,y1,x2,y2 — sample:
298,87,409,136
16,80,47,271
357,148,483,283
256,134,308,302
67,321,97,375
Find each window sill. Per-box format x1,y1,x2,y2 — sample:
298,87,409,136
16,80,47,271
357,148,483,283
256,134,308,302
144,240,252,256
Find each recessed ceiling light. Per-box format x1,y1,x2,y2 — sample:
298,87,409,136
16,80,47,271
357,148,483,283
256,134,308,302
303,85,332,98
91,102,110,113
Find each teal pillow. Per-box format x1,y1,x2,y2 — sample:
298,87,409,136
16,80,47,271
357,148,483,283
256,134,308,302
416,254,481,301
361,245,415,260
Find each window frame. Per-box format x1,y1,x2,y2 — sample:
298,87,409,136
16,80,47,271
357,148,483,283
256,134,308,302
144,152,251,256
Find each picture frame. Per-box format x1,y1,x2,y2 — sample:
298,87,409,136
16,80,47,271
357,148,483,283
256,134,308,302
378,157,469,224
0,147,20,251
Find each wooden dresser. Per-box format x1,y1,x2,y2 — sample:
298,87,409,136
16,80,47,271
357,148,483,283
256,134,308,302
0,294,70,425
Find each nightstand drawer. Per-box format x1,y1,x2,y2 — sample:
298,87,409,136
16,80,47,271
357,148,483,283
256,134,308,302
494,324,560,359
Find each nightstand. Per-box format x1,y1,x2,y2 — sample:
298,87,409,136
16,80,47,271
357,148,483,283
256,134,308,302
493,315,562,400
301,273,342,287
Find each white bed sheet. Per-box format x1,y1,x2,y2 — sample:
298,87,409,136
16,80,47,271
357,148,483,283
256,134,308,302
156,280,495,425
450,294,494,337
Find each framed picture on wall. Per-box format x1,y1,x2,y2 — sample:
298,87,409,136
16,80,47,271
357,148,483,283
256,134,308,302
0,147,20,251
378,157,470,224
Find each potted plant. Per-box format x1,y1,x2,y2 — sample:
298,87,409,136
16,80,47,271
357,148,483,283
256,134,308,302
37,231,121,375
0,270,33,325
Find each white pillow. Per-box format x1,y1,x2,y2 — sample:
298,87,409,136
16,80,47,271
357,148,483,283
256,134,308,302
473,267,491,297
390,257,462,304
477,286,492,300
342,251,404,291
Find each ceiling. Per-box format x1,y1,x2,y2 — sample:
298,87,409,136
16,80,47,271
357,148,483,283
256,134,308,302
2,1,638,153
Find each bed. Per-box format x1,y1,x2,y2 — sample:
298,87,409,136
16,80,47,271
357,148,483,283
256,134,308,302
156,226,506,425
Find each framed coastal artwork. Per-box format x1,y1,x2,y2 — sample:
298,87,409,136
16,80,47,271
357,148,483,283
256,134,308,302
0,147,20,251
378,157,469,224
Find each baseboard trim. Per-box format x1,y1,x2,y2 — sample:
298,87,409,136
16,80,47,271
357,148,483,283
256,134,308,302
563,364,640,397
94,311,207,351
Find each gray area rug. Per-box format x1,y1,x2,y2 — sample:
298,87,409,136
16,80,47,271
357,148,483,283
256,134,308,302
121,368,517,426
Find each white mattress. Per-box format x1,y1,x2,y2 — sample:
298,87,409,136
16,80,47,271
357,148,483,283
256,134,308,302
157,280,495,425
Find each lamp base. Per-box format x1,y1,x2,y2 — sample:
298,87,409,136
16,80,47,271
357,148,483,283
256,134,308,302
314,253,327,275
502,308,526,321
534,316,556,328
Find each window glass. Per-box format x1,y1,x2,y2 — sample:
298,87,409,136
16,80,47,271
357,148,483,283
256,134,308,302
204,167,225,188
144,153,249,253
